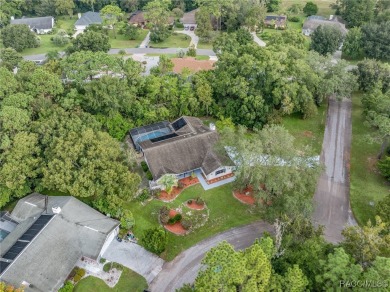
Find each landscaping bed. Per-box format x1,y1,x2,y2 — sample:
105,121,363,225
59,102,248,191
159,176,199,202
163,209,187,235
186,198,206,210
233,186,256,205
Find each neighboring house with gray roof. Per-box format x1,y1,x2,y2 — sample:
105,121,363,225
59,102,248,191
75,11,102,31
180,9,199,27
130,116,235,189
10,16,54,34
302,15,348,36
0,193,119,292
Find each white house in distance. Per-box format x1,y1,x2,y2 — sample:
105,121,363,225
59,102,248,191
130,116,235,190
74,11,102,31
0,193,119,291
10,16,54,34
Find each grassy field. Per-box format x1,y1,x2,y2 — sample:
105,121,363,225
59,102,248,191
280,0,335,16
21,34,69,56
126,183,262,261
282,102,327,155
109,29,149,49
197,41,213,49
150,32,191,48
350,93,389,225
56,15,78,32
74,267,147,292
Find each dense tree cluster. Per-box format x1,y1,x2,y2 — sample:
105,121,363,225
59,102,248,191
180,216,390,291
1,24,40,52
310,25,343,56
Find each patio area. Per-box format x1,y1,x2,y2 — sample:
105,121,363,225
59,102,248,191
195,169,235,191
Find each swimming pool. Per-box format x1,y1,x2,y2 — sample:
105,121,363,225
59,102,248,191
136,130,171,144
0,229,10,242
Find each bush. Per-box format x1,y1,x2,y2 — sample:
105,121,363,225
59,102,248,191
159,206,170,224
181,218,192,230
125,25,140,40
99,257,106,264
177,49,185,58
146,170,153,180
103,262,111,272
288,16,300,22
168,213,182,224
141,161,149,172
187,199,193,204
58,281,74,292
178,181,185,189
76,268,86,278
137,189,150,202
175,22,184,28
52,34,70,46
140,227,168,254
73,274,81,283
186,45,196,57
120,209,135,229
196,197,204,205
112,262,124,271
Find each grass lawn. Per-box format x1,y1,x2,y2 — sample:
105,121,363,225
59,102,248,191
197,41,213,50
282,102,327,155
21,35,69,56
195,55,210,60
56,15,78,31
280,0,335,16
126,183,262,261
109,29,149,49
350,93,389,225
150,33,191,48
74,267,147,292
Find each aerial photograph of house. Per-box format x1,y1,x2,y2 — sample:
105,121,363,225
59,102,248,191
180,8,199,28
10,16,54,34
0,194,119,292
130,116,235,190
264,15,287,29
74,11,102,31
302,15,348,36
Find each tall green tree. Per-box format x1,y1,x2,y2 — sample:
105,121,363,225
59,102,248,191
355,59,390,93
145,0,172,42
303,1,318,16
310,25,343,55
68,30,111,53
55,0,75,18
342,27,363,59
100,4,124,39
80,0,96,12
1,24,39,52
361,21,390,61
336,0,376,27
0,48,22,71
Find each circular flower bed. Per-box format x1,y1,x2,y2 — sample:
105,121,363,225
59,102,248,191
233,186,256,205
186,197,206,210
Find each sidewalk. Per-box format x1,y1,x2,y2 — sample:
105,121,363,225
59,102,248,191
139,31,150,48
252,32,266,47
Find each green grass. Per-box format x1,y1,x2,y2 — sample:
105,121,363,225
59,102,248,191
74,267,147,292
197,41,213,50
280,0,335,16
350,93,389,225
150,33,191,48
21,35,70,56
195,55,210,60
282,103,327,155
126,183,262,261
109,29,149,49
56,15,78,31
145,53,177,58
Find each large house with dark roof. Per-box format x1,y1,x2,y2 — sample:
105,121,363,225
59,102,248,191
10,16,54,34
130,116,235,189
302,15,348,36
75,11,102,31
0,194,119,292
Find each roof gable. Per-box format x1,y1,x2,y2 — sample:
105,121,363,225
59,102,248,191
10,16,54,30
75,11,102,26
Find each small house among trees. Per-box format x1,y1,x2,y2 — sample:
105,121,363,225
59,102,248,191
264,15,287,29
10,16,54,34
180,8,199,28
130,117,235,189
74,11,102,31
302,15,348,36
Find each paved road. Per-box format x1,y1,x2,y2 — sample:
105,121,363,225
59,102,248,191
149,221,274,292
23,48,216,62
103,239,165,284
313,97,357,243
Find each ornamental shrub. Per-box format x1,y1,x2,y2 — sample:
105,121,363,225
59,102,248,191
76,268,86,277
196,197,204,205
181,218,192,230
159,206,170,224
58,281,74,292
146,170,153,180
141,227,168,254
100,257,106,264
168,214,182,224
289,16,300,22
141,161,148,172
73,274,81,283
103,263,111,272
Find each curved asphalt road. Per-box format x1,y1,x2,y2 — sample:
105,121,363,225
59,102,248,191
313,97,357,243
149,221,274,292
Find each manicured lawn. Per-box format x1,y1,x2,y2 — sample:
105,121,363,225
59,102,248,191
282,102,327,155
109,29,149,49
350,93,389,225
149,33,191,48
56,15,78,32
280,0,335,16
74,267,147,292
21,35,69,56
125,183,262,261
197,41,213,49
195,55,210,60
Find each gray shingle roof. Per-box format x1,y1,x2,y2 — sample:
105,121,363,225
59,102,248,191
10,16,54,30
138,116,231,179
0,194,119,292
75,11,102,26
180,9,199,24
302,18,348,35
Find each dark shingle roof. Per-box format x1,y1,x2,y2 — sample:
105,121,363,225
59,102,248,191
10,16,54,30
180,8,199,24
75,11,102,26
129,11,146,24
138,117,231,179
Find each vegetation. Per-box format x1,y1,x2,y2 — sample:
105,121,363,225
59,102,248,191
1,24,39,52
310,25,343,55
74,267,147,292
303,2,319,16
140,227,168,254
67,30,111,53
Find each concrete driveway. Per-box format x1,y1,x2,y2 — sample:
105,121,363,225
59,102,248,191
313,97,357,243
149,221,273,292
102,240,165,284
175,30,199,48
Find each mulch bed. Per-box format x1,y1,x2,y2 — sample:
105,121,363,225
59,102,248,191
233,186,256,205
159,177,199,202
205,173,234,185
163,209,187,235
186,201,205,210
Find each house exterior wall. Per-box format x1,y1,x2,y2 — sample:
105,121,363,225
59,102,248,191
205,166,234,181
75,25,87,30
99,225,119,257
35,28,52,34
